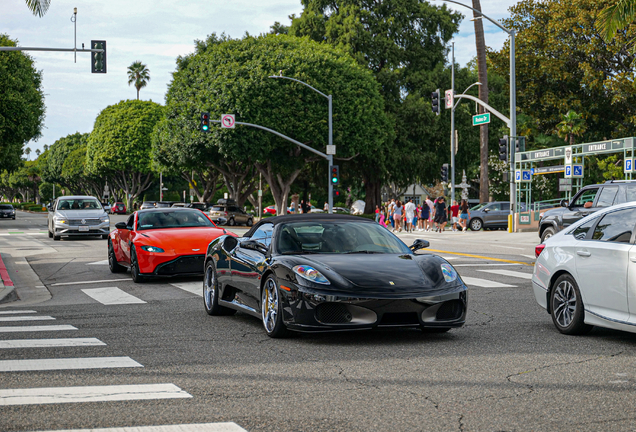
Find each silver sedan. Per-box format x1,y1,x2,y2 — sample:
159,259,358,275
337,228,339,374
47,195,110,241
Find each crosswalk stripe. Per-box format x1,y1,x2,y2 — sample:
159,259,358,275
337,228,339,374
87,259,109,266
82,287,146,305
0,383,192,406
170,282,202,297
0,315,55,322
461,276,516,288
0,325,77,333
0,310,37,314
31,423,249,432
0,338,106,349
0,356,143,372
477,269,533,280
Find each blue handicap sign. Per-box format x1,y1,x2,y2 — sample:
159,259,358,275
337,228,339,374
627,159,633,172
573,165,583,176
522,171,531,181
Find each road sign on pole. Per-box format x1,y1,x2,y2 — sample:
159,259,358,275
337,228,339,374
221,114,235,128
472,113,490,126
445,89,453,109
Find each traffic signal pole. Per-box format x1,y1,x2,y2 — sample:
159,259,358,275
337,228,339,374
450,42,456,203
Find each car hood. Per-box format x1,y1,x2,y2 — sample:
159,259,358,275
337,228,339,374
56,210,107,218
137,227,230,253
291,254,455,295
541,207,565,218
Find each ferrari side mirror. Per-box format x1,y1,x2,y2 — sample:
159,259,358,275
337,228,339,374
410,239,430,252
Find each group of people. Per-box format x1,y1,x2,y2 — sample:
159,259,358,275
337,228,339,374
375,197,471,233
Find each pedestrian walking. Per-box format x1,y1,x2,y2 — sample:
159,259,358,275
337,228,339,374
420,201,430,231
450,200,460,232
404,199,416,233
425,195,434,231
388,199,396,230
434,197,447,232
375,205,380,223
459,199,470,232
393,200,403,232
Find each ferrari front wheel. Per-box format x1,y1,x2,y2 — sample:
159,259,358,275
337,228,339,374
130,245,146,283
261,276,289,338
203,261,235,316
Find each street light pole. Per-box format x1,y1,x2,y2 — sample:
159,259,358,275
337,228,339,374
436,0,516,231
450,42,455,203
269,75,334,214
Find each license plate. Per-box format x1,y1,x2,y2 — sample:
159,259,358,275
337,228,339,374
78,226,89,232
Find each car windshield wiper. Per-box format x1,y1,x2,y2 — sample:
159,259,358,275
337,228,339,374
345,250,383,254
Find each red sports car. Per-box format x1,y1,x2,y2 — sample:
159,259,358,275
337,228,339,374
108,208,235,283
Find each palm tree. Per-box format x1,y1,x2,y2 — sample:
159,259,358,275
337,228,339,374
127,61,150,100
556,111,587,145
35,149,41,158
24,147,31,161
24,0,50,17
598,1,636,43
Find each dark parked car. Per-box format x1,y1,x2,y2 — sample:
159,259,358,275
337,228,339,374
468,201,526,231
538,180,636,242
203,214,467,337
209,203,253,226
0,204,16,219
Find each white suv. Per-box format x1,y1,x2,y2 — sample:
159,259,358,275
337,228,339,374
47,195,110,241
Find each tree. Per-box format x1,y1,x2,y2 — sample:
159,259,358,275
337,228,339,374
489,0,636,143
24,0,50,17
41,133,91,195
0,34,46,172
24,147,31,160
556,110,587,145
86,100,163,211
156,34,388,215
598,1,636,45
127,61,150,100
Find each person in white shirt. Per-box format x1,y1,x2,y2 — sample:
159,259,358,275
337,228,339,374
404,199,416,233
425,196,435,231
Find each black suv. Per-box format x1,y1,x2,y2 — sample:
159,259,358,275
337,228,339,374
538,180,636,242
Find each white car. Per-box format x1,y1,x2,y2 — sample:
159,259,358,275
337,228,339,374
532,201,636,335
47,195,110,241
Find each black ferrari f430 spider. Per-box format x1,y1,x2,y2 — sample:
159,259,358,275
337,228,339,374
202,214,467,337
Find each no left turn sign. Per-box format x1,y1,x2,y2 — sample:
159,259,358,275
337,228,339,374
221,114,235,129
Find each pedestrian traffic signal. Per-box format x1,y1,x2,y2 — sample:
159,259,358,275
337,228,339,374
91,40,107,73
200,112,210,132
498,136,508,161
440,163,449,183
331,165,340,186
431,89,441,115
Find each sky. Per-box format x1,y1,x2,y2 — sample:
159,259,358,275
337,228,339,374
1,0,520,157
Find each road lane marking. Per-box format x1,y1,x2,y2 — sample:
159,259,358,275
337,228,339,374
51,278,129,286
0,383,192,406
521,254,537,260
425,249,534,266
461,276,516,288
477,269,533,280
0,325,77,333
82,287,146,305
0,310,37,314
453,263,520,267
0,315,55,322
170,282,202,297
0,338,106,349
29,423,249,432
0,356,143,372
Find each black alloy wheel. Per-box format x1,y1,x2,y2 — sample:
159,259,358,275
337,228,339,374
228,217,236,226
203,260,235,316
469,218,483,231
247,218,253,227
108,241,126,273
550,274,593,335
48,226,53,238
261,276,289,338
130,245,146,283
541,227,556,243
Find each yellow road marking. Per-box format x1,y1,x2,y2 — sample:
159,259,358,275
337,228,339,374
425,249,534,266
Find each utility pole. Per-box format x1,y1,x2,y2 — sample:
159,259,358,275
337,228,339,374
450,42,456,202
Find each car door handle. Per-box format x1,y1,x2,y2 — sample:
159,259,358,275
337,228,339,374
576,250,591,257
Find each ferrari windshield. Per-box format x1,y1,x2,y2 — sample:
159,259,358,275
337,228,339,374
137,210,214,230
57,199,102,210
276,221,411,255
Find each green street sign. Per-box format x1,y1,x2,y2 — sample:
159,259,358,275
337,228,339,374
472,113,490,126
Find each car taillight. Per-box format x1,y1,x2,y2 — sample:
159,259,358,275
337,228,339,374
535,244,545,258
224,211,228,216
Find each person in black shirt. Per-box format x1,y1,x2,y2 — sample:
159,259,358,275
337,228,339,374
434,197,448,232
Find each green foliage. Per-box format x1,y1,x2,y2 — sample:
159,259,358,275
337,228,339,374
591,155,625,181
87,100,163,175
0,34,45,172
127,61,151,100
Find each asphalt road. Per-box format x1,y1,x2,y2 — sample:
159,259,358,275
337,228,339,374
1,211,636,431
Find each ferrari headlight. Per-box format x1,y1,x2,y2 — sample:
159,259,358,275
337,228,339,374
293,265,330,285
141,245,165,253
441,263,458,283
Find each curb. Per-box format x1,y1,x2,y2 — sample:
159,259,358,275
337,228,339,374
0,252,17,304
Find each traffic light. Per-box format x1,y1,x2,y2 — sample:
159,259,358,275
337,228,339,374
200,112,210,132
91,40,106,73
440,163,449,183
334,189,341,198
515,136,526,153
431,89,441,115
330,165,340,186
498,135,508,161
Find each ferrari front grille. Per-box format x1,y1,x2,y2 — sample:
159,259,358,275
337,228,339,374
316,303,352,324
436,300,463,321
